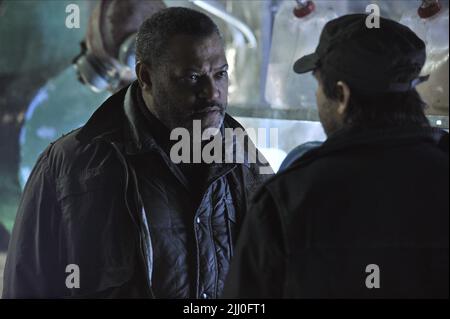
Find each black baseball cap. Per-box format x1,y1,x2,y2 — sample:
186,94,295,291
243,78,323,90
293,14,429,93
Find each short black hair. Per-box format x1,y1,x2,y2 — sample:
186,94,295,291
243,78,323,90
136,7,222,68
317,67,430,129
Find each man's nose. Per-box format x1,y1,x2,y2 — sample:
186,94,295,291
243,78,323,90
198,76,220,101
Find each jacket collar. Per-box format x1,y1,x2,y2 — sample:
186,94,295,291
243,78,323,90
75,85,128,144
75,81,158,151
326,125,447,149
122,81,160,155
298,125,449,165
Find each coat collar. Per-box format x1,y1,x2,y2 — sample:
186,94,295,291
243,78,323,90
325,126,447,150
297,125,449,166
75,85,128,144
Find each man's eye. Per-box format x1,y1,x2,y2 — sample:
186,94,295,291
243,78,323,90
188,74,200,81
217,71,228,78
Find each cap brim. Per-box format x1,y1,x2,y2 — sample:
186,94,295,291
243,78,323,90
293,53,319,74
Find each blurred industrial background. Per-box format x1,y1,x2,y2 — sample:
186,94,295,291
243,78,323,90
0,0,448,296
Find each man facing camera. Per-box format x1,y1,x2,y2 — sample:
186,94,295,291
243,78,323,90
224,14,448,298
3,7,271,298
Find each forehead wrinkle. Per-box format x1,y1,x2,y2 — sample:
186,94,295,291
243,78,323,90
167,34,225,62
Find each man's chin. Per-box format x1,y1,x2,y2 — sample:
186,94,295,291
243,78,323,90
190,112,224,132
203,115,225,134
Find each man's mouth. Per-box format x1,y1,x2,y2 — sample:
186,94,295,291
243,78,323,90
193,106,223,115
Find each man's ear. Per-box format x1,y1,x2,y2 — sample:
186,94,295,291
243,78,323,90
336,81,351,115
136,62,152,91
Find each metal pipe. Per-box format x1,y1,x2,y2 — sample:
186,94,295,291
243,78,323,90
190,0,257,48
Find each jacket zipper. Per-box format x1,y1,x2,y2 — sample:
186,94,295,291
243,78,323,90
193,164,237,298
109,141,155,298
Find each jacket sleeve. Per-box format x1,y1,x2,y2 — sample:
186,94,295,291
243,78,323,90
2,146,64,298
222,187,287,298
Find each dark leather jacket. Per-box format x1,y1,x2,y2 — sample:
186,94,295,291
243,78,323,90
3,82,271,298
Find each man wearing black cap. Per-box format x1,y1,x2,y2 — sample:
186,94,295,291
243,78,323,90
223,14,449,298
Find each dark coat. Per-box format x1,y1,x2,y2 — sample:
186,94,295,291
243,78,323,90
224,126,449,298
3,82,271,298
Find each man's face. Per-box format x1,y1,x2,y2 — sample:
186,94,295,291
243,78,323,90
148,33,228,134
314,71,343,136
